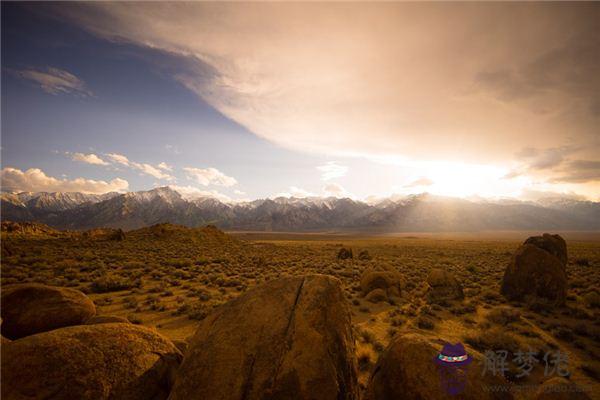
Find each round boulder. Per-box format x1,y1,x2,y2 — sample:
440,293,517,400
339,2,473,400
365,288,388,304
85,315,130,325
1,323,182,400
169,274,358,400
364,332,514,400
524,233,567,267
338,247,353,260
360,270,404,299
426,269,464,303
1,283,96,339
501,244,567,306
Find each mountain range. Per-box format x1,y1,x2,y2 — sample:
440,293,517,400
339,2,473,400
1,187,599,232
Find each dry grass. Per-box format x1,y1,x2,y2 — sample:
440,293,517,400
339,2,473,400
2,225,599,391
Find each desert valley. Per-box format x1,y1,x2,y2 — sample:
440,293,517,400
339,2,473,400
1,217,599,399
2,2,599,399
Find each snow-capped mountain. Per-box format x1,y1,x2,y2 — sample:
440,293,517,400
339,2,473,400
1,187,599,231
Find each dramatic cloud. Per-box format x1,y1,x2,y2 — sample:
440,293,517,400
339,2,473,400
13,67,93,97
317,162,348,181
57,3,599,166
106,153,174,180
69,152,108,166
183,167,237,187
1,167,128,194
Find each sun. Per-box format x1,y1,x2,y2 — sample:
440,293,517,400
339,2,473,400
417,161,518,198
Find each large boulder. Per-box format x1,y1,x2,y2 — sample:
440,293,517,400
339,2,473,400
364,332,513,400
169,274,358,400
1,284,96,339
1,323,182,400
338,247,353,260
360,270,403,299
426,269,464,303
85,315,130,325
501,244,567,305
524,234,567,267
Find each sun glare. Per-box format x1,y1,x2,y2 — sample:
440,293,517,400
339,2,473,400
417,161,516,198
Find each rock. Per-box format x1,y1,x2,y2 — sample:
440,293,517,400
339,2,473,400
501,244,567,305
364,332,514,400
365,288,388,303
534,377,591,400
524,234,567,267
1,323,182,400
1,284,96,339
169,275,358,400
426,269,464,303
338,247,353,260
358,250,371,260
85,315,130,325
172,339,188,354
360,270,403,298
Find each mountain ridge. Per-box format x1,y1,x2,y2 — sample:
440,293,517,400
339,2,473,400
1,187,599,232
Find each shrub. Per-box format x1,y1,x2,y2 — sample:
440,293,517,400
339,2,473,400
91,275,140,293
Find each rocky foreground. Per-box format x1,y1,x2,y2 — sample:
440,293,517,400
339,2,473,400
0,234,594,399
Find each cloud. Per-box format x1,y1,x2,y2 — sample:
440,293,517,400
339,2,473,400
403,177,434,188
317,162,348,181
56,3,599,167
69,152,108,166
552,160,600,183
106,153,174,180
13,67,93,97
183,167,237,187
233,189,246,196
157,162,173,172
516,147,571,171
165,144,182,155
276,186,315,198
168,184,232,202
323,183,349,198
1,167,128,194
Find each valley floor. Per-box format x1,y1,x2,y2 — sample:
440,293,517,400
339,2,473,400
2,225,599,398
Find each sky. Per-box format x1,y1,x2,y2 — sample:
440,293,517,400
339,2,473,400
1,3,599,202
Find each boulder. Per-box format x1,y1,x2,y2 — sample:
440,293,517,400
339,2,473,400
501,244,567,305
364,332,514,400
85,315,130,325
338,247,353,260
169,275,358,400
524,234,567,267
426,269,464,303
360,270,403,299
172,339,188,354
1,323,182,400
534,377,591,400
1,284,96,339
365,288,388,303
358,250,372,261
